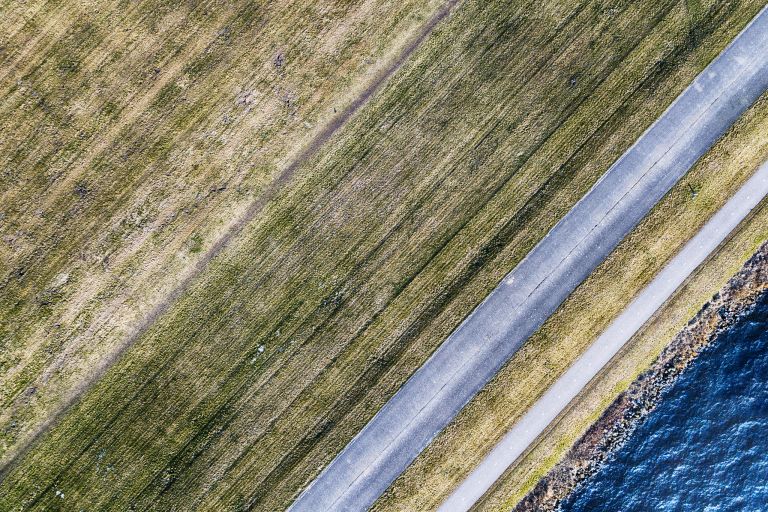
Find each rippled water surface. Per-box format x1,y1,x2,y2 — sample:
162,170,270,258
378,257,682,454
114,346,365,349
562,294,768,512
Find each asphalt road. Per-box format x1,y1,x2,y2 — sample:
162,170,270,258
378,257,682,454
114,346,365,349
289,7,768,512
440,160,768,512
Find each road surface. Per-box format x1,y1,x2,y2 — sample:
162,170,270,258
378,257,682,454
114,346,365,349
289,6,768,512
440,160,768,511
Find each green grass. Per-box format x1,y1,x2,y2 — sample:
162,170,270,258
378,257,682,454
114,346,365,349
188,233,204,254
0,0,765,510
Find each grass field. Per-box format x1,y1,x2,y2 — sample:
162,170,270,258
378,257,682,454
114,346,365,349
0,0,765,510
0,0,445,465
373,90,768,511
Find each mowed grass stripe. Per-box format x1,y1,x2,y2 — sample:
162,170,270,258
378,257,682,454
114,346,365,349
0,0,207,178
0,0,78,85
1,0,762,510
1,0,308,306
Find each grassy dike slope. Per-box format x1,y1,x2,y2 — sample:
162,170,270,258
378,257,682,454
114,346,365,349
1,0,764,510
0,0,445,462
375,96,768,511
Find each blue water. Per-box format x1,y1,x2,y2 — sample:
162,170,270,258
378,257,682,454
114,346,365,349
562,294,768,512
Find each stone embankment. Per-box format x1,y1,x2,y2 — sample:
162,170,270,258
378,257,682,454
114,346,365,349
515,241,768,511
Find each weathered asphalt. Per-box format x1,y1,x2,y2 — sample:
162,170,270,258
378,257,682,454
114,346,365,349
289,6,768,512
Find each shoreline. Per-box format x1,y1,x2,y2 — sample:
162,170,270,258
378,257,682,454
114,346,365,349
514,241,768,511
